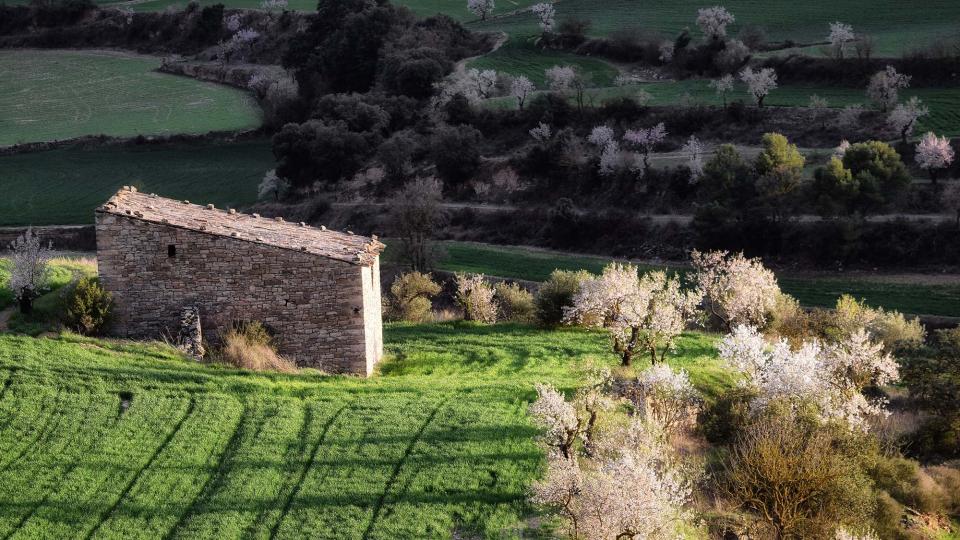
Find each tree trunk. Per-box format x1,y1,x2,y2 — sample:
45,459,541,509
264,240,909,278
18,295,32,316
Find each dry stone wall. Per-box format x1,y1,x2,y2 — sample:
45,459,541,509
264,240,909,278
96,212,382,375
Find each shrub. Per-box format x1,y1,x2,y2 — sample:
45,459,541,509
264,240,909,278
535,269,592,326
62,277,113,335
764,293,810,345
721,412,873,538
386,272,442,323
431,124,482,185
823,295,924,352
216,322,296,373
455,273,497,323
494,282,536,323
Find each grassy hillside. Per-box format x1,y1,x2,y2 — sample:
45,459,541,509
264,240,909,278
403,241,960,318
0,325,728,538
484,80,960,137
0,50,261,146
0,140,273,226
470,0,960,57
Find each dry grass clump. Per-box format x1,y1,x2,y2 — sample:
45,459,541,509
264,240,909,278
215,321,296,373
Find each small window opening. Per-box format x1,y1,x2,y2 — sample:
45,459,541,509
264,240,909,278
168,244,176,258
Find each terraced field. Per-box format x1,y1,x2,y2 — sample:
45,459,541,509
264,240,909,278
485,80,960,137
0,50,261,147
0,139,273,226
397,240,960,318
0,324,730,538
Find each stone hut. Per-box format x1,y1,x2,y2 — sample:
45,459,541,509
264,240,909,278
95,187,385,376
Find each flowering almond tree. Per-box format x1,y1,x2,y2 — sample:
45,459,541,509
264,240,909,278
564,265,701,366
530,414,692,539
681,135,705,182
867,65,910,112
718,325,899,430
739,66,777,107
690,250,780,330
827,21,855,59
888,96,929,144
696,6,734,40
467,0,494,20
510,75,535,110
630,364,701,435
531,2,556,34
624,122,667,173
9,227,52,315
915,131,955,184
709,74,735,106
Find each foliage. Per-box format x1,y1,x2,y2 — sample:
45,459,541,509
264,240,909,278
721,412,873,539
535,269,593,326
62,277,112,335
215,321,296,373
838,140,912,207
755,132,805,177
826,294,925,353
690,250,780,330
431,124,482,184
494,282,536,323
564,264,701,366
455,273,498,323
272,120,370,188
900,328,960,459
385,272,442,323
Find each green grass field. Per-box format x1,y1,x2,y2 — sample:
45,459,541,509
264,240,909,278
0,50,261,146
0,139,274,226
405,241,960,318
0,324,728,538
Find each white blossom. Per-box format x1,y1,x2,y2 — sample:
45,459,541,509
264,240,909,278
834,139,851,159
531,2,556,33
545,65,576,93
257,169,289,201
564,265,700,366
696,6,735,40
835,527,881,540
467,0,494,20
510,75,535,109
529,122,552,142
681,135,705,183
709,74,735,105
624,123,667,171
888,96,929,141
827,21,855,59
690,250,780,329
836,104,864,129
809,94,828,112
598,141,621,176
224,13,241,32
8,227,52,309
915,131,955,179
739,66,777,107
867,65,910,112
631,364,700,434
260,0,287,10
719,326,900,430
588,125,615,148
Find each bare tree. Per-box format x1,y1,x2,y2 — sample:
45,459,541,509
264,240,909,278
388,177,448,272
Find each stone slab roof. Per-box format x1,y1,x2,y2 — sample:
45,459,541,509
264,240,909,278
97,187,384,266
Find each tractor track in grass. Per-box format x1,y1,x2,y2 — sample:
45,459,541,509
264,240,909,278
163,402,247,540
0,390,88,475
0,387,64,472
362,394,452,540
84,397,196,540
268,401,351,540
2,393,121,540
